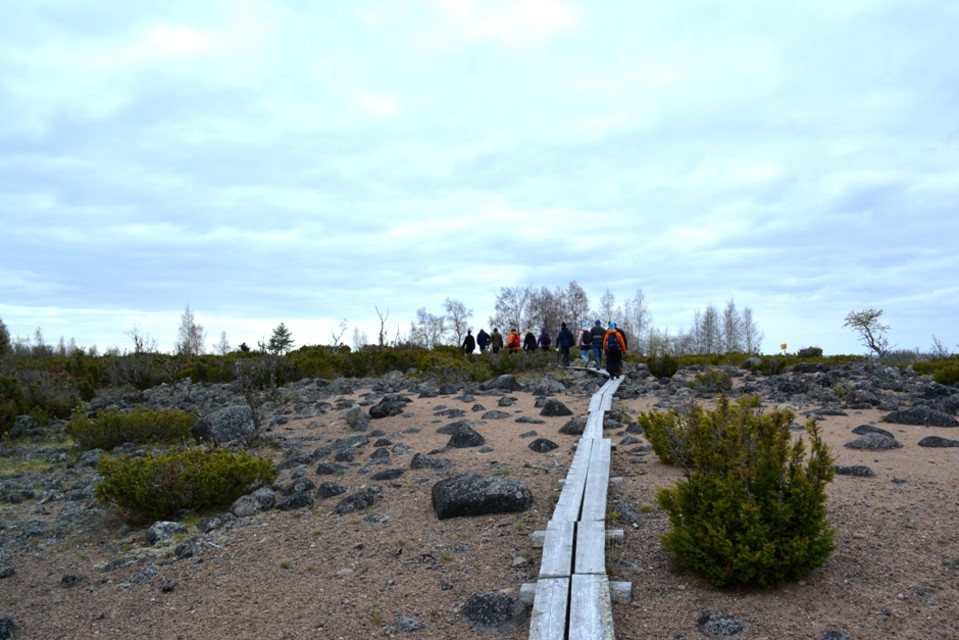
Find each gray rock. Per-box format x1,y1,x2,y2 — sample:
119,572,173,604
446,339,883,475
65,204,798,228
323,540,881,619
461,593,527,633
540,399,573,417
369,394,410,419
696,611,747,638
558,415,588,435
883,406,958,427
528,438,558,453
431,472,533,520
316,482,348,499
844,433,902,450
0,616,16,640
480,374,523,392
480,410,511,420
851,424,894,439
191,405,256,445
275,492,315,511
447,425,486,449
334,487,380,515
146,521,188,546
391,616,425,633
917,436,959,448
834,465,875,477
197,512,236,533
371,468,405,481
60,573,86,588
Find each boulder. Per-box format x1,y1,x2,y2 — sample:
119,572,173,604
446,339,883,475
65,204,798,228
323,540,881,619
146,521,188,546
917,436,959,448
431,472,533,519
461,593,527,633
191,405,256,446
479,374,523,392
540,399,573,417
369,394,410,419
883,406,958,427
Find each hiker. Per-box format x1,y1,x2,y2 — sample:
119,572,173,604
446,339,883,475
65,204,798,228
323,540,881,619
462,330,476,355
577,322,592,364
590,320,606,367
476,328,491,353
555,322,575,366
506,328,522,353
537,326,552,351
603,322,627,379
523,327,537,352
490,328,504,353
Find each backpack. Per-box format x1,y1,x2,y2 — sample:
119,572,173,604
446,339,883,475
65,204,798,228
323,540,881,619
580,329,592,346
606,332,621,352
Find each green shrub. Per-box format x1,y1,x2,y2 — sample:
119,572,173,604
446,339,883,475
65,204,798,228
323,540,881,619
688,369,733,393
0,375,24,438
651,396,835,587
647,353,679,379
66,407,197,450
757,355,788,376
933,362,959,386
796,346,823,358
637,407,692,467
96,448,276,521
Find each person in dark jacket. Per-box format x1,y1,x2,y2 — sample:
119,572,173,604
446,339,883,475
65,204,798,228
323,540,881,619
590,320,606,367
523,328,537,352
537,326,551,351
490,328,504,353
476,329,491,353
555,322,575,366
462,330,476,355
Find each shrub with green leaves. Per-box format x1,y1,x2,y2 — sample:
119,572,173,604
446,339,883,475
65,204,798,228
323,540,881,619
688,368,733,393
96,448,276,521
65,407,197,450
649,396,835,587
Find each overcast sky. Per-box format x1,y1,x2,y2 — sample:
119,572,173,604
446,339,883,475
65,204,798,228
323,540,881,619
2,0,957,356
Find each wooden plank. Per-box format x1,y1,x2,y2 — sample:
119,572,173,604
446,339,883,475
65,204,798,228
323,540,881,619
580,439,611,522
568,575,615,640
582,412,604,440
539,521,575,578
574,520,606,575
529,578,570,640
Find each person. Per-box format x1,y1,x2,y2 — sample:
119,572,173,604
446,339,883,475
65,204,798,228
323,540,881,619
462,330,476,355
523,327,537,352
490,328,504,353
576,322,592,364
590,320,606,367
537,326,552,351
555,322,575,366
603,322,627,379
506,328,522,353
476,328,491,353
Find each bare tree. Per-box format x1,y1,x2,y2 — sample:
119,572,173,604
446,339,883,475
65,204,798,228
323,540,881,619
491,286,531,332
444,298,473,344
930,335,951,359
330,319,348,349
528,286,565,333
563,281,591,325
410,307,447,347
598,289,616,324
722,299,744,353
176,305,205,355
352,326,368,351
213,331,230,355
741,306,763,354
843,308,890,357
126,327,159,354
375,306,390,347
623,289,651,353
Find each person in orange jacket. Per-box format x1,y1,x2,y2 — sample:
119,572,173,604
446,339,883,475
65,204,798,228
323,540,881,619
602,322,627,378
506,328,522,353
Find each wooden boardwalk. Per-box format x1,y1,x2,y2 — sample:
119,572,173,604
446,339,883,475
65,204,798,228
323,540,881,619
523,375,631,639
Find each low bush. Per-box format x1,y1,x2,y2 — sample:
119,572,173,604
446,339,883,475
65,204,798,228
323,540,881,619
646,353,679,379
65,407,197,450
912,358,959,387
96,448,276,521
796,346,823,358
647,396,835,587
688,368,733,393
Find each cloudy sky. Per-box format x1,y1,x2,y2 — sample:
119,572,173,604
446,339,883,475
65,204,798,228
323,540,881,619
2,0,957,356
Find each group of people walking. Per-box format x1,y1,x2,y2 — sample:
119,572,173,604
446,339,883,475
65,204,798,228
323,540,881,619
462,320,627,378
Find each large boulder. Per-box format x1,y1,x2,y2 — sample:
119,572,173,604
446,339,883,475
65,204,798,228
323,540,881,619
192,405,256,445
479,374,523,392
369,394,410,419
431,472,533,520
883,406,958,427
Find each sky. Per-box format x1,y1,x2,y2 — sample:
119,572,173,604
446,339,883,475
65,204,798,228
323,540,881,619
2,0,957,357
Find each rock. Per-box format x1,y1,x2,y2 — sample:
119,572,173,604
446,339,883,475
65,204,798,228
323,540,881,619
0,616,17,640
609,498,642,527
191,405,256,446
480,374,523,392
146,521,188,546
316,482,348,499
431,472,533,520
391,616,425,633
316,463,349,476
696,611,747,638
821,632,850,640
528,438,558,453
0,565,14,579
497,397,517,407
410,453,451,472
461,593,527,633
851,424,895,439
230,487,276,517
883,406,958,427
334,487,380,515
558,415,588,435
369,394,410,419
834,465,875,477
197,512,236,533
540,399,573,417
917,436,959,448
844,434,902,450
447,424,486,449
60,574,86,588
370,468,405,481
275,492,315,511
480,410,511,420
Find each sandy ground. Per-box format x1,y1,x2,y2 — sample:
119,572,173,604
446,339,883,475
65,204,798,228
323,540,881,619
2,376,959,639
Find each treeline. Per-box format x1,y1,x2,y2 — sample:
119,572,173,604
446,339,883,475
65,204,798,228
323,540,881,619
404,283,763,357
